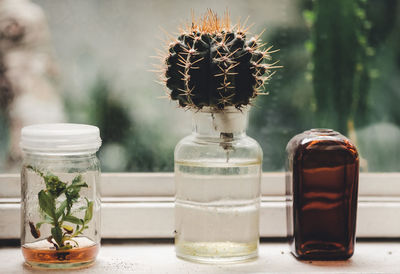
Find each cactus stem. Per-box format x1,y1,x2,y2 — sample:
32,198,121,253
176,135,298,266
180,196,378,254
161,10,279,110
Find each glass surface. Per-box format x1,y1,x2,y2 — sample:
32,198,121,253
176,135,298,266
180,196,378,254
174,109,262,263
21,153,101,269
0,0,399,172
286,129,359,260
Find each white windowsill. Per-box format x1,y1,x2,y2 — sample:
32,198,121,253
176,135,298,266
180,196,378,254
0,241,399,273
1,173,400,239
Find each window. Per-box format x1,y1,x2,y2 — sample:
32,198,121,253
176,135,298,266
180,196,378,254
0,0,397,172
0,1,399,239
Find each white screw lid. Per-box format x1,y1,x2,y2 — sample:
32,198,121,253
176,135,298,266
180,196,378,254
20,123,102,154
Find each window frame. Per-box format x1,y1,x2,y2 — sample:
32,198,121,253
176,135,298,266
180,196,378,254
0,172,399,239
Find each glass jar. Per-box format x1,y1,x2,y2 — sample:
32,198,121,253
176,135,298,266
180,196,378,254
286,129,359,260
174,107,262,263
20,123,102,269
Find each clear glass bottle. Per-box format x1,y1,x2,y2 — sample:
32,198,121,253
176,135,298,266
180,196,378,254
174,107,262,263
20,123,102,269
286,129,359,260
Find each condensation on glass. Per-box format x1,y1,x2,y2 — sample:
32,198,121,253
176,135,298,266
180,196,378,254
286,129,359,260
20,123,102,269
174,107,262,263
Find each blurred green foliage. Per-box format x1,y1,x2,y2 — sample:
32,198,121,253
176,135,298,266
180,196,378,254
65,77,174,172
311,0,371,133
250,0,400,171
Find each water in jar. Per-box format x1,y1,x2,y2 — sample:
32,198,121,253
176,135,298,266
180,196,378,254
175,159,261,263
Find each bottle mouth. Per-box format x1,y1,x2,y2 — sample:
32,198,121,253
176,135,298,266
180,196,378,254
308,128,337,136
198,106,249,114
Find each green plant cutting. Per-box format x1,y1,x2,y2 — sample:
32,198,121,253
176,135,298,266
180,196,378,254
27,166,93,250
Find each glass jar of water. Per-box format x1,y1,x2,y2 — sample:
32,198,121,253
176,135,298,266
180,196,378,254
20,123,101,269
174,107,262,263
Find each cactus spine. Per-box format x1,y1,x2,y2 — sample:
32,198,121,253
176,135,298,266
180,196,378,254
162,10,279,110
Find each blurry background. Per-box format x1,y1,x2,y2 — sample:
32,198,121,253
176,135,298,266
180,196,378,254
0,0,399,172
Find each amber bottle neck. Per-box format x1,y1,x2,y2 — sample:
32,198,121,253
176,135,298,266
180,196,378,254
307,128,339,136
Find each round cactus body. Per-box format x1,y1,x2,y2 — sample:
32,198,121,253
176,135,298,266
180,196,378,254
162,10,279,110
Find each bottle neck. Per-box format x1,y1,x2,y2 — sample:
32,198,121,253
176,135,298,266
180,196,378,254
307,128,338,136
192,107,248,139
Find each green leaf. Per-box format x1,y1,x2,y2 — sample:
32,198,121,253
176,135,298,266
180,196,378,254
44,174,67,197
38,190,55,218
65,176,87,202
84,200,93,223
62,224,74,234
51,226,63,247
71,175,88,188
55,200,68,220
27,165,44,177
64,215,84,225
71,175,82,185
36,219,53,229
40,213,54,223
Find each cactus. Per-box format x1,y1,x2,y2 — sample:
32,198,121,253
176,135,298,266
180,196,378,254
162,10,279,110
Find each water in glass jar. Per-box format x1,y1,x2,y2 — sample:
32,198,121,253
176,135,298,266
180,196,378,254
175,159,261,263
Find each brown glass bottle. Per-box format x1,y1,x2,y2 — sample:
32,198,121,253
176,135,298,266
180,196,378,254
286,129,359,260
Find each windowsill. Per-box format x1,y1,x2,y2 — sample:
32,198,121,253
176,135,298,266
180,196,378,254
0,240,399,273
1,173,400,239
